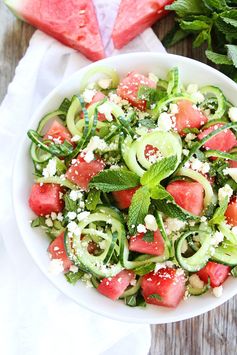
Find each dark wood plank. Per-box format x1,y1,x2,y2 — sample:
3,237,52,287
1,5,237,355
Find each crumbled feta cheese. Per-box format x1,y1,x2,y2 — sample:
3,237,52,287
154,261,174,273
218,184,233,202
77,211,90,221
211,231,224,246
67,221,81,236
83,89,96,103
109,93,122,104
50,212,57,221
71,135,81,142
169,103,179,115
48,259,64,275
185,133,196,142
187,84,198,94
201,162,210,174
165,218,186,235
130,279,137,286
98,240,107,250
45,218,53,227
53,137,62,145
158,112,173,131
200,216,207,223
189,274,204,289
191,91,205,104
223,168,237,183
69,190,83,201
137,224,147,233
83,150,94,163
144,214,158,231
228,107,237,122
81,273,93,288
182,149,189,156
69,265,78,273
57,212,63,222
98,78,112,89
213,285,223,298
42,158,57,178
67,211,77,220
191,158,203,171
98,102,113,121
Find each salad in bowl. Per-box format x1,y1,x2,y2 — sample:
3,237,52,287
26,62,237,310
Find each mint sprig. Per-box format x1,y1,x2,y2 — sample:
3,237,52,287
128,186,151,234
89,168,140,192
141,155,177,187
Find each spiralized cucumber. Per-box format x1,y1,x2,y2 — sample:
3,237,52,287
80,66,120,92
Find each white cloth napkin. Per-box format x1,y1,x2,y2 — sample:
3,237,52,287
0,2,165,354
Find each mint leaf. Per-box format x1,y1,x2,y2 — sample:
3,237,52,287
64,193,78,212
141,155,177,187
162,25,190,48
226,45,237,68
166,0,206,17
31,216,45,228
142,230,154,242
150,185,171,200
149,293,163,301
202,0,228,11
86,189,101,211
89,169,140,192
193,30,210,47
180,19,210,31
128,186,151,234
209,196,228,225
154,199,197,221
139,119,156,129
65,270,84,285
206,50,233,65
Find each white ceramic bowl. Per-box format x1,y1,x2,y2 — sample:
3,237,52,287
13,52,237,324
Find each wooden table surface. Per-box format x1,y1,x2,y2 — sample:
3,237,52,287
1,3,237,354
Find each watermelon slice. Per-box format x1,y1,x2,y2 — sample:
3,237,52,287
5,0,105,61
112,0,173,49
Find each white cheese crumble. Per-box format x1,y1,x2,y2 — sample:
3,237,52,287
182,149,189,156
187,84,198,94
42,158,57,178
144,214,158,231
137,224,147,233
213,285,223,298
69,265,78,273
191,91,205,104
57,212,63,222
98,102,113,121
83,150,94,163
165,218,186,235
154,261,174,273
45,218,53,227
82,89,96,103
228,107,237,122
98,240,107,250
169,103,179,115
67,211,77,220
50,212,57,221
77,211,90,221
71,135,81,142
218,184,233,203
189,274,204,289
185,133,196,142
158,112,173,131
188,157,210,174
81,273,93,288
69,190,83,201
48,259,64,275
98,78,112,89
67,221,81,236
211,231,224,247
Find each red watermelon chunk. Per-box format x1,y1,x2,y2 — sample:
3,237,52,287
129,230,165,256
66,155,105,190
89,92,107,121
198,123,237,152
112,186,140,210
5,0,105,61
44,120,72,144
197,262,230,288
117,72,156,111
175,100,207,136
141,268,186,308
166,180,204,216
97,270,135,300
112,0,173,49
29,183,64,216
48,232,73,271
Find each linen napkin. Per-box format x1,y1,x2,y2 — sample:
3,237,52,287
0,2,165,354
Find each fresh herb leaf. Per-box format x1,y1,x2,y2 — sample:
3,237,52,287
64,193,78,212
226,44,237,68
206,50,233,65
204,202,217,219
86,189,101,211
154,199,197,221
89,168,140,192
141,155,177,187
149,293,163,300
142,230,154,242
202,0,229,12
166,0,206,17
31,216,45,228
137,86,166,107
209,196,228,225
162,25,189,48
125,295,137,307
193,30,210,47
179,19,210,31
150,185,171,200
182,127,200,134
231,265,237,277
65,270,84,285
128,186,151,234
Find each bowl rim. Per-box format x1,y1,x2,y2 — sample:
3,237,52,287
12,52,237,324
